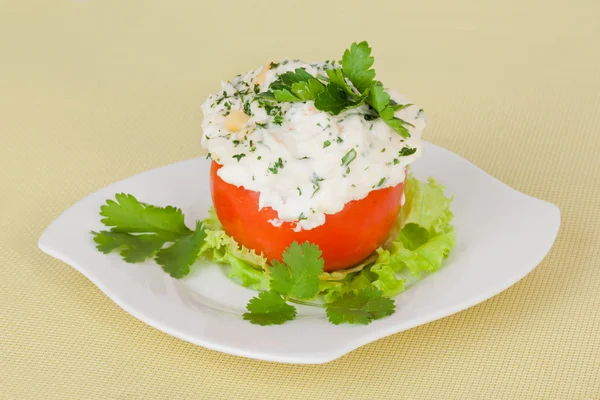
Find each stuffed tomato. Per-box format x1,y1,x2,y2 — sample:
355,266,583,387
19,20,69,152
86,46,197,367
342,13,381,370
201,52,426,272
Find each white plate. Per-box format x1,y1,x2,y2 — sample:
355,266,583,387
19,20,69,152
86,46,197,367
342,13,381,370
38,142,560,364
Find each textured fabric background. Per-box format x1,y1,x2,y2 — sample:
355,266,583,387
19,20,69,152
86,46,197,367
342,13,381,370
2,0,599,398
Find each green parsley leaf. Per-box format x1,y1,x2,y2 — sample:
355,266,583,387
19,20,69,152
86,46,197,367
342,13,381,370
323,140,331,148
393,103,413,111
365,84,412,138
92,231,166,263
291,79,325,101
99,193,191,240
325,287,395,325
341,148,357,167
274,89,300,102
314,84,364,115
270,242,324,299
367,84,390,113
155,221,207,278
325,68,358,98
278,68,313,85
383,117,411,138
243,291,297,326
232,154,246,162
342,41,376,93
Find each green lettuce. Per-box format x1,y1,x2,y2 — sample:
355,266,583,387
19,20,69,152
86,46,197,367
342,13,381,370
199,175,455,302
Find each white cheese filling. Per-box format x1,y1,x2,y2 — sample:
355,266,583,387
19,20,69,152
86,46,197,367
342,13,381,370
201,60,425,231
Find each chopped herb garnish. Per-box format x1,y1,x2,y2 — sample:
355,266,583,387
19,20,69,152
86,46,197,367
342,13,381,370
298,212,307,220
273,115,284,125
381,148,386,153
311,174,325,197
399,147,417,157
256,122,267,128
297,187,302,196
393,158,399,165
323,140,331,148
250,147,256,152
341,148,357,166
232,140,240,147
336,137,343,143
257,156,262,160
268,157,284,174
374,177,387,188
232,154,246,162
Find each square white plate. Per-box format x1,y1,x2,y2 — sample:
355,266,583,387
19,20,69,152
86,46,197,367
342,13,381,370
38,142,560,364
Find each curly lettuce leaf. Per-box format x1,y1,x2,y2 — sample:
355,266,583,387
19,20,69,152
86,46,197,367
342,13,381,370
400,176,454,235
227,254,270,291
388,231,456,277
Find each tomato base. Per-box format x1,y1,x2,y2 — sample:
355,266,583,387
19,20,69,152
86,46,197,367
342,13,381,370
210,162,405,272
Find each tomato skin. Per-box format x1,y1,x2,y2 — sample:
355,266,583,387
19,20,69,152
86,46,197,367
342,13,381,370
210,162,405,272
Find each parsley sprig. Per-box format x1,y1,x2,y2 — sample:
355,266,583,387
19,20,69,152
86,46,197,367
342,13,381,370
243,242,395,326
261,41,413,138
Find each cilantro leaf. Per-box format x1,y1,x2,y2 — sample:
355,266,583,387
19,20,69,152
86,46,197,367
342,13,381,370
99,193,192,240
92,231,166,263
269,242,324,299
325,287,395,325
155,221,207,278
342,41,376,93
243,291,297,325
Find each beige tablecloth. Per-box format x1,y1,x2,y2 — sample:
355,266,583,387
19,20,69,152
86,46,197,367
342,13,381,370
2,0,599,398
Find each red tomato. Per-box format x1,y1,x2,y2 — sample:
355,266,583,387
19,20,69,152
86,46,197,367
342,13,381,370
210,162,405,272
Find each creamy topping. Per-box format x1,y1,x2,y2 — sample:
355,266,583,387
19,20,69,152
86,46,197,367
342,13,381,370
201,60,425,230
